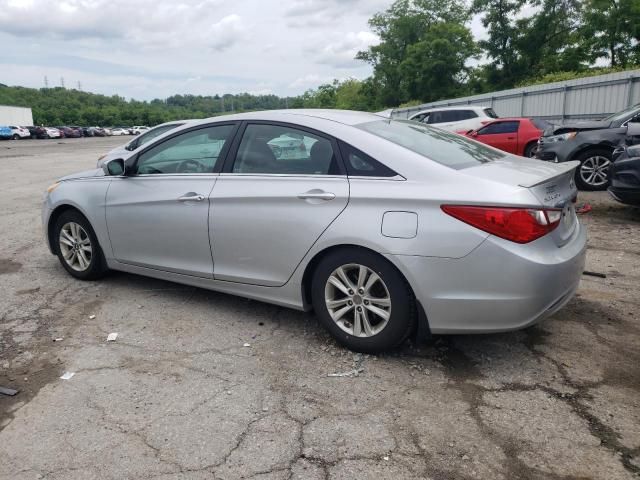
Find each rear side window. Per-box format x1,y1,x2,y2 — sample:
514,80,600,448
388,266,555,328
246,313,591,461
478,121,519,135
338,141,397,177
457,110,478,120
483,108,499,119
357,119,506,169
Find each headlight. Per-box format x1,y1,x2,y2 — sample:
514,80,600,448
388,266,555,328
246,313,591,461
46,182,60,193
545,132,577,143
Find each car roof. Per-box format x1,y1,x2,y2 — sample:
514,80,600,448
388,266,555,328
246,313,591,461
188,109,384,127
411,106,491,115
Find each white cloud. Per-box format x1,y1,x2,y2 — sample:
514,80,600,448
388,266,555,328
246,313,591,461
314,31,379,68
0,0,244,51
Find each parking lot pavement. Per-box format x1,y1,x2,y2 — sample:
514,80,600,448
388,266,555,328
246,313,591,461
0,137,639,480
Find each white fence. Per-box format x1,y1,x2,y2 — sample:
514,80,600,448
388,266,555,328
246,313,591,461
392,69,640,123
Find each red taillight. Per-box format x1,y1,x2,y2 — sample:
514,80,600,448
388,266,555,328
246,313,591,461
441,205,561,244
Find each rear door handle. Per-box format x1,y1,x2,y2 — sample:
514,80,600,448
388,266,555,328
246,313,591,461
178,193,205,202
297,190,336,201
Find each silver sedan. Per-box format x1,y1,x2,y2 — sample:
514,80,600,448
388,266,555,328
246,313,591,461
42,110,586,352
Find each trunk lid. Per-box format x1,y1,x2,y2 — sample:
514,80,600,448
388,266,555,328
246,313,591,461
463,156,579,246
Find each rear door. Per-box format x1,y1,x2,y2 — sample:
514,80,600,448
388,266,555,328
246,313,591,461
474,120,520,154
210,122,349,286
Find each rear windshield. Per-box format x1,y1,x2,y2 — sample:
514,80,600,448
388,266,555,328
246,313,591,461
483,108,498,118
357,119,506,169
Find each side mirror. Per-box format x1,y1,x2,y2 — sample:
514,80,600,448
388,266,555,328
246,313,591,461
627,122,640,137
469,130,478,137
103,158,126,176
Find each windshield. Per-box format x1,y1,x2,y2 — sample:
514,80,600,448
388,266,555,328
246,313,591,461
483,108,498,118
602,104,640,123
357,120,506,169
126,123,183,151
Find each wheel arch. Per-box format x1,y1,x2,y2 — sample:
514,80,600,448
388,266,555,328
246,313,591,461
47,204,88,253
570,143,615,161
300,243,431,340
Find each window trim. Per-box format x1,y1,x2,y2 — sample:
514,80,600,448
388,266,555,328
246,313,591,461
128,122,241,176
220,120,347,177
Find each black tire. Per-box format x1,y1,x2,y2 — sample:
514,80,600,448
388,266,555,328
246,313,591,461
311,248,416,353
524,141,538,158
573,148,612,191
54,210,108,280
12,134,20,140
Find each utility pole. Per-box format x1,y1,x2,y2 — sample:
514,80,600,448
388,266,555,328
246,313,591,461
77,81,82,91
221,96,225,112
60,77,65,88
44,76,49,88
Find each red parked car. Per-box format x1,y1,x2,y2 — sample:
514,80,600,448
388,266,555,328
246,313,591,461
460,117,550,157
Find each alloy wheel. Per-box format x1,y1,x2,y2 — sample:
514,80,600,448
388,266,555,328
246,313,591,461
59,222,93,271
324,263,391,337
580,155,610,187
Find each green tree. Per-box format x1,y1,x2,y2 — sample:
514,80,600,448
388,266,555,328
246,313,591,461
580,0,640,67
357,0,471,106
399,22,478,101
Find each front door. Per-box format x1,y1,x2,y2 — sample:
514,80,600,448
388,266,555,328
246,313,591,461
210,122,349,286
105,123,237,278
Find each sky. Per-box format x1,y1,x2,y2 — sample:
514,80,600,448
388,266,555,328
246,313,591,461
0,0,488,100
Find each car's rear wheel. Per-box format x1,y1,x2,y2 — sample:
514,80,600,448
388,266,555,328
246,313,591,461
54,210,108,280
311,248,416,353
12,134,20,140
574,149,611,191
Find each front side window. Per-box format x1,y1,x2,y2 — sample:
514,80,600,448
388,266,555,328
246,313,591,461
135,124,235,174
232,124,341,175
357,119,506,169
477,121,520,135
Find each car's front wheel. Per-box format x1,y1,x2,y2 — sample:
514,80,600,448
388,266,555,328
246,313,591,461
54,210,108,280
311,248,416,353
574,149,612,191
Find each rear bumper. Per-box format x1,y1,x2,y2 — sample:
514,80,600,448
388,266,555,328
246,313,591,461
387,220,587,333
608,187,640,206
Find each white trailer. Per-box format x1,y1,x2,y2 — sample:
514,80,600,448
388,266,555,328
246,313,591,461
0,106,34,126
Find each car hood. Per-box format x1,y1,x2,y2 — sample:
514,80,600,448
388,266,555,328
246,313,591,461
544,120,611,136
59,168,105,181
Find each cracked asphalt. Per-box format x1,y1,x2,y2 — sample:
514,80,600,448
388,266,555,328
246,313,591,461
1,137,639,480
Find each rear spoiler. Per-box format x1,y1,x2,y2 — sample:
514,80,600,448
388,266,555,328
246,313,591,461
518,161,580,188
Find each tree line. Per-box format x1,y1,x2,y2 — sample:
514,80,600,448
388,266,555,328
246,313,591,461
1,0,639,125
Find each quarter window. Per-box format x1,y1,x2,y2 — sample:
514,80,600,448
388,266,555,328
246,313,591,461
339,142,397,177
135,124,235,174
232,124,341,175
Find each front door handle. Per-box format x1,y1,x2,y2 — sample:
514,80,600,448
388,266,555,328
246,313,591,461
297,190,336,201
178,193,205,202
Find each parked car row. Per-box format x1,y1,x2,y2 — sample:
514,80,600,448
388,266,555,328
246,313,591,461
0,125,150,140
407,103,640,193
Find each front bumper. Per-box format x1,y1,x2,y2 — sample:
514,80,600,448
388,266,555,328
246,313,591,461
535,140,577,163
388,220,587,333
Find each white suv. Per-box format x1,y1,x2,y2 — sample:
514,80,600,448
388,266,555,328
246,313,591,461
408,106,498,133
9,126,30,139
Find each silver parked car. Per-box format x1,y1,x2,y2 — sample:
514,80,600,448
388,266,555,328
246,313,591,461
42,110,586,352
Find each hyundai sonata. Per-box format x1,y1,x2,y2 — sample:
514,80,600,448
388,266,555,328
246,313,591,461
42,110,586,352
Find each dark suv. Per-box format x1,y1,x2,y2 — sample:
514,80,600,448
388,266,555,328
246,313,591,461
536,104,640,190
